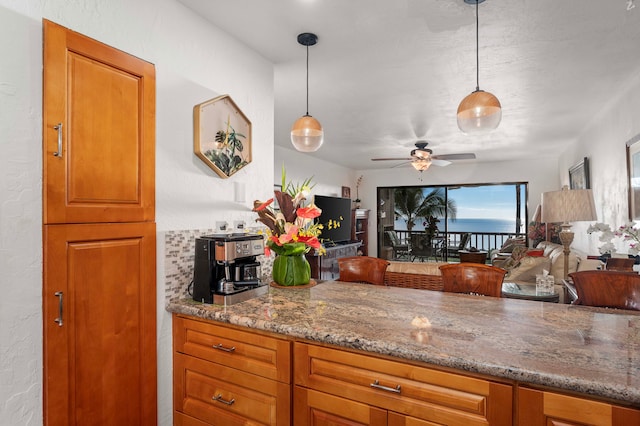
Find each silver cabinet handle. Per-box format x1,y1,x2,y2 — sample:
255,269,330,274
212,394,235,405
370,380,401,394
54,291,63,326
53,123,63,157
213,343,236,352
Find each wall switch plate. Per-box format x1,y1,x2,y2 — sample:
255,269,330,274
234,220,245,231
215,221,228,232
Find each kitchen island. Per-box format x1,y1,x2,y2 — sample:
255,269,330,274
168,280,640,425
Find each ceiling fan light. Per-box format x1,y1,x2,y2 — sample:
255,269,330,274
457,90,502,134
291,115,324,152
411,159,431,172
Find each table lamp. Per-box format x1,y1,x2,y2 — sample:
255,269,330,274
541,186,597,279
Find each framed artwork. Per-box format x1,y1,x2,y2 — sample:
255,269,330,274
341,186,351,198
569,157,590,190
626,134,640,220
194,94,252,178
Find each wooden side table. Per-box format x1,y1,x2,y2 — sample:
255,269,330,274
459,250,488,264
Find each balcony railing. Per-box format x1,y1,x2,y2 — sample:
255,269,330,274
390,230,526,262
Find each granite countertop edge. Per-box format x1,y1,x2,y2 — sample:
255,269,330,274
166,301,640,407
166,283,640,407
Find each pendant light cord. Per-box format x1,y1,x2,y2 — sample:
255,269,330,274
475,0,480,92
305,43,310,116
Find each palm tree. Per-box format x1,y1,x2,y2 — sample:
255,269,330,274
394,188,456,234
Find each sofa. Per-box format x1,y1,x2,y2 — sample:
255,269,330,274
492,241,603,302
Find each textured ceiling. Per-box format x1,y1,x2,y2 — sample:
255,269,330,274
178,0,640,170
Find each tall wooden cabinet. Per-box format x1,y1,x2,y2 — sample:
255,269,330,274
42,20,156,425
351,209,369,256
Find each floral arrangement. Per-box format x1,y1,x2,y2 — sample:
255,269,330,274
253,171,324,258
587,222,640,255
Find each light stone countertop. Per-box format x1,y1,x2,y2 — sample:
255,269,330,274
167,280,640,407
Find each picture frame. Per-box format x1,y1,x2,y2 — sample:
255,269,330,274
626,133,640,220
193,94,252,178
569,157,590,190
341,186,351,198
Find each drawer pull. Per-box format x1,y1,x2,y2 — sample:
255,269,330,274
213,343,236,352
212,394,236,405
370,380,401,394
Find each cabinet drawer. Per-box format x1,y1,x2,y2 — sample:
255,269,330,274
174,353,290,426
294,343,512,426
173,315,291,383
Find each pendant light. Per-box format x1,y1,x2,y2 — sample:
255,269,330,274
291,33,324,152
457,0,502,134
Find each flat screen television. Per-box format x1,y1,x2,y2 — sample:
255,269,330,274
314,195,352,245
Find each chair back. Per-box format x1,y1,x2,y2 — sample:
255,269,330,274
386,231,401,247
338,256,390,285
458,233,471,250
604,257,635,272
439,263,506,297
568,270,640,311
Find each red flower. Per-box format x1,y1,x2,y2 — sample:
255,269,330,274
296,205,321,219
254,198,274,211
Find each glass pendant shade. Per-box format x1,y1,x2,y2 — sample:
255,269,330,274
291,114,323,152
411,159,431,172
457,89,502,134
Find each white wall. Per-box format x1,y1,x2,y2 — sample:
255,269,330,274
275,145,356,197
0,1,273,425
559,71,640,255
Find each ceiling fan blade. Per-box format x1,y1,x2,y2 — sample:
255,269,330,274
432,153,476,161
431,159,452,167
391,161,412,168
371,157,413,161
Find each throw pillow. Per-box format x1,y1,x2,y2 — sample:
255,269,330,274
500,237,526,253
506,256,552,282
527,249,544,257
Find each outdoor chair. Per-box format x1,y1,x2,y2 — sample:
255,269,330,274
386,230,410,260
568,270,640,311
338,256,390,285
446,232,471,258
410,233,442,262
439,263,506,297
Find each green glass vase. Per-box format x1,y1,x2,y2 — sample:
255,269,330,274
272,251,311,287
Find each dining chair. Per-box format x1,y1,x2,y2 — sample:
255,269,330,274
338,256,390,286
604,257,635,272
568,270,640,311
439,263,507,297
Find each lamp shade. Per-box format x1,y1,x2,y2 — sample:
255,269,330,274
291,115,324,152
541,187,596,224
457,90,502,134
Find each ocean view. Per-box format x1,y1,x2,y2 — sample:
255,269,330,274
394,217,518,234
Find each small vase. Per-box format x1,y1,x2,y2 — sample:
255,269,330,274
272,253,311,286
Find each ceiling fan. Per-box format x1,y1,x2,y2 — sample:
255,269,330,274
371,141,476,171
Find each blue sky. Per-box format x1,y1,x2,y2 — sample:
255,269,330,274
437,185,524,220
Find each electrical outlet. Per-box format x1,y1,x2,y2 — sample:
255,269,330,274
215,221,228,232
234,220,245,231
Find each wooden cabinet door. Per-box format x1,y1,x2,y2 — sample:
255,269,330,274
43,19,155,224
43,222,156,426
294,386,387,426
517,387,640,426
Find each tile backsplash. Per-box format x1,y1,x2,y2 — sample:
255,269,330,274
163,229,273,304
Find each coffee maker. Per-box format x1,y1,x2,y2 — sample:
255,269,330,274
193,233,265,303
